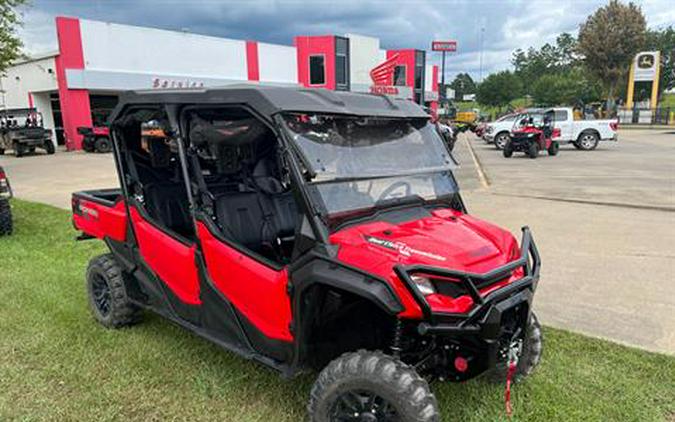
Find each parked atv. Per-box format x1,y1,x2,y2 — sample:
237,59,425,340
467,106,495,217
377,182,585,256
0,166,13,235
436,121,457,152
0,108,55,157
72,86,543,421
78,126,112,153
504,113,560,159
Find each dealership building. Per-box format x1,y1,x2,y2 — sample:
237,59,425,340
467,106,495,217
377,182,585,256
0,17,439,150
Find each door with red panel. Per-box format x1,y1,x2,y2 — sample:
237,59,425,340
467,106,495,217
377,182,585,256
196,221,293,343
129,205,201,306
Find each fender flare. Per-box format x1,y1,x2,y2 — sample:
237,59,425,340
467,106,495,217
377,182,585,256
290,256,403,316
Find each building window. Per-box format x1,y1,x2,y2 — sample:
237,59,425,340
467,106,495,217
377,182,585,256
309,55,325,85
394,65,406,86
415,65,423,90
336,55,347,86
335,36,349,90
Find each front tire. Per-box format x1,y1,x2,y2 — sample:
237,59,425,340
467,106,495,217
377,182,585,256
486,312,543,383
44,140,55,155
94,137,112,153
86,254,142,328
309,350,439,422
527,141,538,159
494,132,509,150
503,140,514,158
13,142,24,158
576,132,599,150
0,198,12,236
547,141,559,156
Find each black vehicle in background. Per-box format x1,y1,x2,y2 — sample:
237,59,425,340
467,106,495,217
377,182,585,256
0,108,55,157
0,166,12,235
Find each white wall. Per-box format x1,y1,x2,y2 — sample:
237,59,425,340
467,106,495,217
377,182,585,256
0,55,58,138
0,56,58,108
345,34,381,88
31,92,57,146
258,43,297,84
424,64,434,92
79,20,248,80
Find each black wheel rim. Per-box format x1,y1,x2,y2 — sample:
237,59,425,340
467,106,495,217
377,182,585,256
91,274,112,317
330,390,399,422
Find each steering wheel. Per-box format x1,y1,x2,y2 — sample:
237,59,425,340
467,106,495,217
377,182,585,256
377,181,412,202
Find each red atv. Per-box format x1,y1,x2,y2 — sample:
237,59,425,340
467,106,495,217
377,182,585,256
77,125,112,153
503,112,560,159
0,166,12,235
73,86,542,421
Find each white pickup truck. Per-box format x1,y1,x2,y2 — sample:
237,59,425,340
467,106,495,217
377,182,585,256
484,107,618,150
543,107,618,150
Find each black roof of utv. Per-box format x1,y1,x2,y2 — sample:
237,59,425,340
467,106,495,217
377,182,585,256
109,84,430,123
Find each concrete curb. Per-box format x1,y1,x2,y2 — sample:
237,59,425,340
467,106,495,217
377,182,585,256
462,134,491,189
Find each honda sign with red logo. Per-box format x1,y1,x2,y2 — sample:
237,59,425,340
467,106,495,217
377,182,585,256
432,41,457,52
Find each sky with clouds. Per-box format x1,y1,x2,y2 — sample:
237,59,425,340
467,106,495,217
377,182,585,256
17,0,675,82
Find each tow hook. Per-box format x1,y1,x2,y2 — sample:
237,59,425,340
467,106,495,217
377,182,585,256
504,339,522,417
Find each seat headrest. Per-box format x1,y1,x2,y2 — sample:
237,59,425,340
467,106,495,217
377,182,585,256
253,159,283,194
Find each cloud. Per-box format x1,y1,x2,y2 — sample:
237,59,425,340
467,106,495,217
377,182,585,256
17,0,675,81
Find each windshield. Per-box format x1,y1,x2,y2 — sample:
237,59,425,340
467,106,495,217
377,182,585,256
496,114,516,122
281,113,459,217
512,112,544,130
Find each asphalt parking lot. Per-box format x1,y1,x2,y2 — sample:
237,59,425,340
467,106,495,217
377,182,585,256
1,129,673,354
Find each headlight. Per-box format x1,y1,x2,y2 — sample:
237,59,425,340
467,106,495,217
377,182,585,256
411,275,436,296
486,126,494,134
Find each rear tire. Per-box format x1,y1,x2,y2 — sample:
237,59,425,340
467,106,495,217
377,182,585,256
503,140,514,158
486,312,543,383
0,198,12,236
94,137,112,153
0,148,4,155
494,132,509,150
527,141,538,159
309,350,439,422
86,254,142,328
547,141,559,156
44,140,55,155
576,132,599,150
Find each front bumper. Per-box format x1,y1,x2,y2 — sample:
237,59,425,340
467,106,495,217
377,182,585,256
394,226,540,338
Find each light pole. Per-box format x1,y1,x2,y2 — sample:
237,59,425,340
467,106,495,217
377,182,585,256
478,26,485,82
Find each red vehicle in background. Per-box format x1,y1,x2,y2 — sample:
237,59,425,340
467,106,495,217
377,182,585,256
72,86,543,421
77,125,111,153
503,112,560,159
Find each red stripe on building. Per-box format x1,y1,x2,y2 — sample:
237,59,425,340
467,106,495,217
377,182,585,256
27,92,34,108
246,41,260,81
54,16,92,151
294,36,336,90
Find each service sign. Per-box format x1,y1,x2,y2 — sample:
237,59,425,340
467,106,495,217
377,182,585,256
633,51,660,82
152,77,205,89
432,41,457,52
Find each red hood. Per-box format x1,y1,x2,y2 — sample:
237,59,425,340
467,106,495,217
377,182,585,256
330,208,520,316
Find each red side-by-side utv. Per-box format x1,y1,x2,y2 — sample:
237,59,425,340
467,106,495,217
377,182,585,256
72,86,543,421
503,112,560,159
77,126,112,153
0,166,12,235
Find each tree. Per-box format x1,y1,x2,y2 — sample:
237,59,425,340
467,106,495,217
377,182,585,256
645,26,675,96
475,71,523,109
449,73,475,100
0,0,27,74
577,0,647,101
511,33,580,95
531,70,601,106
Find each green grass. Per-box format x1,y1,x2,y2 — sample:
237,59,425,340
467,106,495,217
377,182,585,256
1,200,674,421
660,93,675,108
